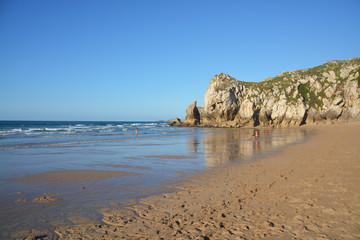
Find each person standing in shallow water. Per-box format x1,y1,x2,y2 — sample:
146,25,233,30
136,128,138,135
252,129,259,140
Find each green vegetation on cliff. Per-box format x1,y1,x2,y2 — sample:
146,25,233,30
214,58,360,110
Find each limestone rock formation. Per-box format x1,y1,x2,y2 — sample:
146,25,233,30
203,73,241,122
169,118,182,126
176,58,360,127
185,101,200,123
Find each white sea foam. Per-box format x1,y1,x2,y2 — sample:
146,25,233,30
0,128,22,133
99,129,114,133
44,127,69,131
0,121,177,149
0,129,24,136
24,128,45,132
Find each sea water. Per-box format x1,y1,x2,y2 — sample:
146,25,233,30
0,121,307,238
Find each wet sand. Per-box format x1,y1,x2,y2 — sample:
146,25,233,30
49,122,360,239
145,155,194,159
15,170,140,186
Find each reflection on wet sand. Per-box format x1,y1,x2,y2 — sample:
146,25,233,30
201,128,307,167
187,135,200,153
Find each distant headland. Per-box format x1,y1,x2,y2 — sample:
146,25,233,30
171,58,360,127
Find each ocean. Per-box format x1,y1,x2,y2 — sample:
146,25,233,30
0,120,184,150
0,120,307,238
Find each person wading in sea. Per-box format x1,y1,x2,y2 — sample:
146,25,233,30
252,129,259,140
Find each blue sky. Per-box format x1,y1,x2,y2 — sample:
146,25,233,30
1,0,359,121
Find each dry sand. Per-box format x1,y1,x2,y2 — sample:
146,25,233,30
35,122,360,239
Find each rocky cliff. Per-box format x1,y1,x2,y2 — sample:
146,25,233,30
173,58,360,127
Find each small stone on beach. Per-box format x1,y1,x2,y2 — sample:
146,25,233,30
33,196,61,203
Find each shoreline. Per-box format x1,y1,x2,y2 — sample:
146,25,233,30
4,123,309,239
49,121,360,239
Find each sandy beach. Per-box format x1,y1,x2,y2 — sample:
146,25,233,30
44,121,360,239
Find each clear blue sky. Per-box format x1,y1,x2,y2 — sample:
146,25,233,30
1,0,359,121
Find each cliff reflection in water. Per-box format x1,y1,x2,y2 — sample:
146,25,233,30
187,135,200,153
200,128,307,167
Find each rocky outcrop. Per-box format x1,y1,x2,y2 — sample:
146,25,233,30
203,74,240,122
169,118,182,126
175,58,360,127
185,101,200,124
